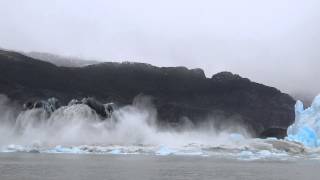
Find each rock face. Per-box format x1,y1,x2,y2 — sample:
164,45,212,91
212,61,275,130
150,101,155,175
24,97,61,113
0,49,296,136
259,128,288,139
24,97,114,119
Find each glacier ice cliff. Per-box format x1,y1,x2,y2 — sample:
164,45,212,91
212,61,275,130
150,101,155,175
287,95,320,148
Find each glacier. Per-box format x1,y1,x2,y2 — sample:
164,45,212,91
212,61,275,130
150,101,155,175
287,95,320,148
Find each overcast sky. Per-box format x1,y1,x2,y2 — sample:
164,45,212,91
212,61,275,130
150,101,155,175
1,0,320,100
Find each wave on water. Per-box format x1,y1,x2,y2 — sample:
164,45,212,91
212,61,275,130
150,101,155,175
0,94,320,160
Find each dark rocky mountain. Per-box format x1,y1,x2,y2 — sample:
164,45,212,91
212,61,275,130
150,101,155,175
0,49,295,136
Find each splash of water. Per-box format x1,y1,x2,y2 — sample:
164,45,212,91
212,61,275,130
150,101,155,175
0,95,248,147
0,94,318,160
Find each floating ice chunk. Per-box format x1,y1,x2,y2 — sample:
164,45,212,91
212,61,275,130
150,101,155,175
174,150,204,156
287,95,320,148
4,144,25,152
109,149,122,155
229,133,245,142
238,151,259,160
48,145,83,154
266,139,305,154
237,149,290,161
258,150,272,157
2,144,40,153
155,146,177,156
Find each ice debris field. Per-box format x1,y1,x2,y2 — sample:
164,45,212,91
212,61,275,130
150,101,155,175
0,95,320,161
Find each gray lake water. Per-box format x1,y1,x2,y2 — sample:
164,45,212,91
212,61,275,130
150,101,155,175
0,153,319,180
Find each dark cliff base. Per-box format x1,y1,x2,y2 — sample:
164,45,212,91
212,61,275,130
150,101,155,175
0,50,295,137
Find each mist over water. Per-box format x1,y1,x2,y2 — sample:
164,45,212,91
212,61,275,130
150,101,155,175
1,0,320,100
1,94,320,160
0,95,249,149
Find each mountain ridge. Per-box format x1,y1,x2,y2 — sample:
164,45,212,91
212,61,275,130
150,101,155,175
0,49,296,136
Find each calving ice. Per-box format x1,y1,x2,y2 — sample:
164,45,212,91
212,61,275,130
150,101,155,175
0,93,319,160
287,95,320,148
1,1,320,179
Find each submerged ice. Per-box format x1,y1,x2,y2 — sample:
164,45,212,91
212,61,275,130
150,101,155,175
287,95,320,148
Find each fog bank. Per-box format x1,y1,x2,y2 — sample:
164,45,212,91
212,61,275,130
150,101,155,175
1,0,319,99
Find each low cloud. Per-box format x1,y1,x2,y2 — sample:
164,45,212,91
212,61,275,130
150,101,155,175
1,0,319,100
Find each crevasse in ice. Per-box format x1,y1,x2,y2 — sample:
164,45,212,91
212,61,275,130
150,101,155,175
287,95,320,148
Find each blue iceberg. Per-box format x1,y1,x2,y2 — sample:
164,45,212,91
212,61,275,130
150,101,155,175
287,95,320,148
